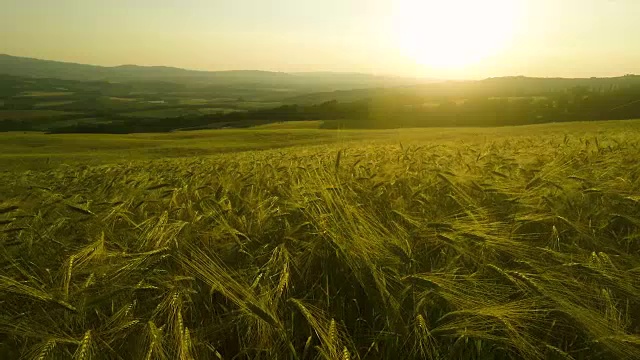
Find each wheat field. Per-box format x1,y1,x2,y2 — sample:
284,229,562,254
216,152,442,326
1,121,640,359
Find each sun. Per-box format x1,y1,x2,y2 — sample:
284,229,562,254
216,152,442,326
392,0,523,70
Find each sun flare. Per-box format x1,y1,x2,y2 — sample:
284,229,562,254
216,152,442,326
392,0,523,70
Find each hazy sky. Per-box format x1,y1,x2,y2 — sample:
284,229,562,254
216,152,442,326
2,0,639,79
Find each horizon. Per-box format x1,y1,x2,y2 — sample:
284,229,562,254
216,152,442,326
3,0,640,80
2,53,638,82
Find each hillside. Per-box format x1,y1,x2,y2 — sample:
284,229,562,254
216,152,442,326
2,55,640,134
0,54,424,90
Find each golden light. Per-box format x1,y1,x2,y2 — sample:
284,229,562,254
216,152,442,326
392,0,524,70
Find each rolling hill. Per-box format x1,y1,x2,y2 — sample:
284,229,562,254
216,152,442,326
0,54,427,90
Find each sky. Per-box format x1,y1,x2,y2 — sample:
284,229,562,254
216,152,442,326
1,0,639,79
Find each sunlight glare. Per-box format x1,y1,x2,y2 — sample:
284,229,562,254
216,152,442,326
392,0,524,70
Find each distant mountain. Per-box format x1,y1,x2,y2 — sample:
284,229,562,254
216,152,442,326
0,54,428,90
4,54,638,104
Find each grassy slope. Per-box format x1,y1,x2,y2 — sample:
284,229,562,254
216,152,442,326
1,120,640,359
2,120,638,172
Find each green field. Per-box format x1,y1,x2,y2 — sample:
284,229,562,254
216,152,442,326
108,97,138,102
178,99,214,105
0,110,79,121
123,108,202,118
0,74,296,132
122,108,241,119
33,101,77,108
253,120,325,129
1,120,640,359
17,91,75,97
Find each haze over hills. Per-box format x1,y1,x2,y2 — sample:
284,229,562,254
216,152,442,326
0,54,431,90
2,53,640,134
3,54,640,100
286,74,640,104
